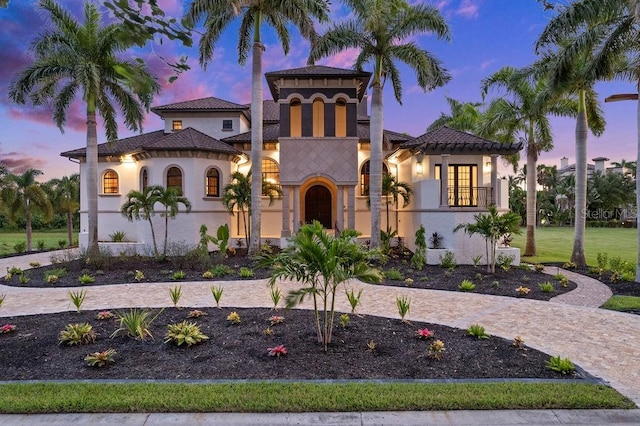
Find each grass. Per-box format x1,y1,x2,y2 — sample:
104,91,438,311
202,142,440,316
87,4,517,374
601,295,640,312
0,230,72,256
0,382,632,413
511,227,637,265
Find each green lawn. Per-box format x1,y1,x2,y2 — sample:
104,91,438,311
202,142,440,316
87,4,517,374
0,382,632,413
0,230,73,256
601,295,640,312
511,227,637,265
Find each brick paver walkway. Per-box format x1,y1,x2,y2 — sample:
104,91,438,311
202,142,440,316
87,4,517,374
0,251,638,405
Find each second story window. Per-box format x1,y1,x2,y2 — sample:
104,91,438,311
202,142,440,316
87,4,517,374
172,120,182,131
313,98,325,137
290,98,302,137
167,166,183,192
335,98,347,137
103,170,119,194
222,119,233,131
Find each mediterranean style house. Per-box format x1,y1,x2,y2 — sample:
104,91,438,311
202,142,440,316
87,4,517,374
61,65,522,263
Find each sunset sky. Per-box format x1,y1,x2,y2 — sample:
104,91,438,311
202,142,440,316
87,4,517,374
0,0,636,181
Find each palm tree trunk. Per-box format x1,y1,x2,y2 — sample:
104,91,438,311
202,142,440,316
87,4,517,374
163,210,169,257
67,211,73,246
86,107,99,257
524,128,537,257
25,204,32,252
571,90,588,267
147,217,159,257
249,19,264,256
370,82,384,248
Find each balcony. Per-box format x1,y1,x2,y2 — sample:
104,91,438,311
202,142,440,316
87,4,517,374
444,186,490,208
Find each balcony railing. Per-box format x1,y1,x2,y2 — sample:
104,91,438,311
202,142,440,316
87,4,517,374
445,186,490,207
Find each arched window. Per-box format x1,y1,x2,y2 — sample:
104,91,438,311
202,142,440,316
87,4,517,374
262,158,280,195
140,168,148,191
335,98,347,137
313,98,325,137
102,170,119,194
205,168,220,197
290,98,302,137
360,160,389,196
166,166,183,192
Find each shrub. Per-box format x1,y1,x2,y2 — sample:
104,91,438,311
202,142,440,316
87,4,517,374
539,281,555,293
13,242,27,254
188,309,207,318
209,264,233,277
562,261,576,270
227,311,241,324
546,355,575,375
133,270,145,282
516,286,531,296
109,231,127,242
467,324,490,339
339,314,350,328
458,279,476,292
496,253,515,271
111,308,163,340
36,240,45,251
534,264,545,273
239,267,254,278
597,252,608,270
46,274,59,284
58,239,67,248
427,339,445,360
78,273,95,284
45,268,67,281
269,315,285,326
384,268,404,280
59,323,97,346
202,270,214,279
172,271,186,281
410,225,427,271
472,255,482,268
439,251,456,269
164,321,209,347
85,349,117,367
429,232,443,249
29,261,41,268
96,311,114,320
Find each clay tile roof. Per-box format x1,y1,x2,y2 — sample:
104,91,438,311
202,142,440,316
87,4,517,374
357,123,412,144
265,65,370,78
152,96,248,113
61,128,240,159
221,123,281,143
243,100,280,123
402,126,523,155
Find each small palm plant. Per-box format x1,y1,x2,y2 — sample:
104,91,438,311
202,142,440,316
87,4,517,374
260,221,382,351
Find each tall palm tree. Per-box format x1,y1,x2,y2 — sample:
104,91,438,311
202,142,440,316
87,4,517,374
481,67,577,256
308,0,450,248
155,187,192,257
121,185,164,257
381,173,412,233
49,174,80,247
0,169,53,251
535,0,640,278
9,0,160,257
185,0,329,256
529,33,607,267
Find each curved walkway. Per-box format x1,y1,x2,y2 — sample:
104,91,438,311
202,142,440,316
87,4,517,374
0,251,639,406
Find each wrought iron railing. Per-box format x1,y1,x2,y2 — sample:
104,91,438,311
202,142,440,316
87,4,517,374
445,186,489,207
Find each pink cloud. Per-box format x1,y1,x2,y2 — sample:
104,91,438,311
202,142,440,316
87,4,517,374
0,149,47,175
480,59,495,70
319,48,359,69
456,0,480,18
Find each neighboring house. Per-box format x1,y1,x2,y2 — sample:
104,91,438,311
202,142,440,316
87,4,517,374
558,156,610,178
61,65,522,263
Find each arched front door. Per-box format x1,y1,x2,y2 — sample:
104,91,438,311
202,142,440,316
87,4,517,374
305,185,332,228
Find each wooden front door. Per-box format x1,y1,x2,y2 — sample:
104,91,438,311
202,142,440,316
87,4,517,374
305,185,332,228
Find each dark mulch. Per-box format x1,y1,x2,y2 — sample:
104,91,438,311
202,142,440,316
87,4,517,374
542,262,640,298
0,307,588,381
3,251,577,302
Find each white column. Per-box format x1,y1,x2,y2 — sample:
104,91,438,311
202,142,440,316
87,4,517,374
336,185,344,232
440,154,450,208
281,186,291,237
347,186,355,230
490,154,498,206
293,186,300,232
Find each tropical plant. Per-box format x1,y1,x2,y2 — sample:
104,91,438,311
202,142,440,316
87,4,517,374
169,285,182,308
454,206,522,273
59,322,96,346
222,171,281,249
111,308,163,340
109,231,127,242
270,286,282,310
9,0,160,256
345,288,363,315
396,295,411,323
84,349,117,367
48,174,80,247
210,285,223,308
467,324,490,339
186,0,329,255
164,321,209,347
546,355,575,375
410,225,427,270
120,185,163,255
481,67,576,256
427,96,485,133
68,289,87,312
458,280,476,292
0,169,53,251
368,174,413,236
309,0,450,248
262,221,383,351
267,344,288,357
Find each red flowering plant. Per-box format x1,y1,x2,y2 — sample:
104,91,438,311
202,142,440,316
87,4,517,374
0,324,16,333
416,328,434,339
268,315,284,326
267,344,288,357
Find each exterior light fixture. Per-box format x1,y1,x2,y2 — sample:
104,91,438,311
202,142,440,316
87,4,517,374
120,154,134,164
415,154,424,175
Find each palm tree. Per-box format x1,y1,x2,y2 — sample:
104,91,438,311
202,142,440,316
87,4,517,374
121,185,164,257
263,221,383,351
222,171,281,249
155,187,192,257
535,0,640,278
481,66,577,256
308,0,450,248
9,0,160,257
529,34,607,267
427,97,484,132
613,159,637,178
185,0,329,256
381,173,412,233
1,169,53,251
49,174,80,247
